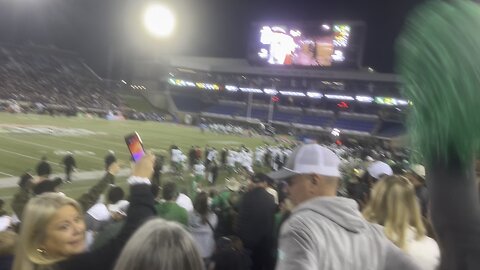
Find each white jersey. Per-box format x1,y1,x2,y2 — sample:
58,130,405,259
240,151,253,168
255,148,265,163
227,151,237,167
193,164,205,176
207,150,217,162
171,149,183,163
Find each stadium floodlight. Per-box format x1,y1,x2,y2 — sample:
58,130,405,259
307,92,323,99
355,95,374,103
322,24,330,30
121,80,127,84
144,3,175,38
279,91,306,97
324,94,354,100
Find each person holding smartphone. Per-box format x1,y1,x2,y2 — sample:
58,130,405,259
13,154,157,270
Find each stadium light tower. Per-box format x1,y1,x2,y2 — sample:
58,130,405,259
143,3,175,38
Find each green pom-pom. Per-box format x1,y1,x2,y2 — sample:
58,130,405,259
396,0,480,168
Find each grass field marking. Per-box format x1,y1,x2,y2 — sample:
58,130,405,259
64,133,131,149
0,171,14,177
0,134,104,161
0,148,63,166
35,135,130,158
36,132,133,152
53,150,96,157
0,124,97,137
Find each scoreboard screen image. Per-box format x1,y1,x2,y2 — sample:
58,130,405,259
248,21,365,69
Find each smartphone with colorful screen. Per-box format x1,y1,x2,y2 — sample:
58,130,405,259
125,132,145,162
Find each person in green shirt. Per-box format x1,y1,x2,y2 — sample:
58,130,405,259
156,181,188,226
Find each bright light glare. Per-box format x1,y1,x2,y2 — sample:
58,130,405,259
144,4,175,38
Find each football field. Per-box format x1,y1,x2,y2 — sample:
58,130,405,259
0,112,270,208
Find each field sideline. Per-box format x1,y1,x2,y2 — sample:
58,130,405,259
0,112,270,209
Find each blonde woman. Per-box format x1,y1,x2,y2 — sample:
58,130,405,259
363,175,440,270
13,154,157,270
114,218,204,270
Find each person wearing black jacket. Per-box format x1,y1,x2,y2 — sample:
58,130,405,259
36,156,51,179
220,148,228,167
188,146,196,169
12,154,157,270
236,173,276,270
151,154,164,187
210,160,219,186
63,153,77,183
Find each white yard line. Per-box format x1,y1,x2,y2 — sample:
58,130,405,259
35,135,130,157
0,171,14,177
0,135,104,161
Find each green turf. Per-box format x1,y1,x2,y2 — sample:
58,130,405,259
0,112,268,175
0,112,271,212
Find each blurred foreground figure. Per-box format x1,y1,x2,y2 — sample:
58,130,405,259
397,1,480,269
12,154,156,270
268,144,419,270
113,219,204,270
363,176,440,270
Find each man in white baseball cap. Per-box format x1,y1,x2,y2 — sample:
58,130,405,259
269,143,419,270
367,161,394,180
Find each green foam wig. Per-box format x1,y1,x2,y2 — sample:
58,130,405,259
397,0,480,168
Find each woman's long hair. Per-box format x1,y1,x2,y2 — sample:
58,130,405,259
363,175,426,250
113,218,204,270
193,192,209,224
12,193,83,270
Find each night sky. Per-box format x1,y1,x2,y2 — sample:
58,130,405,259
0,0,425,78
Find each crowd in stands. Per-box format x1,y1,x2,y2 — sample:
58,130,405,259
0,44,123,112
0,136,453,270
0,43,173,122
171,91,404,136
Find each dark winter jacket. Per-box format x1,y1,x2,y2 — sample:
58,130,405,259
236,187,276,248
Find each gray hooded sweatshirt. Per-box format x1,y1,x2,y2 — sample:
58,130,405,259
276,196,421,270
